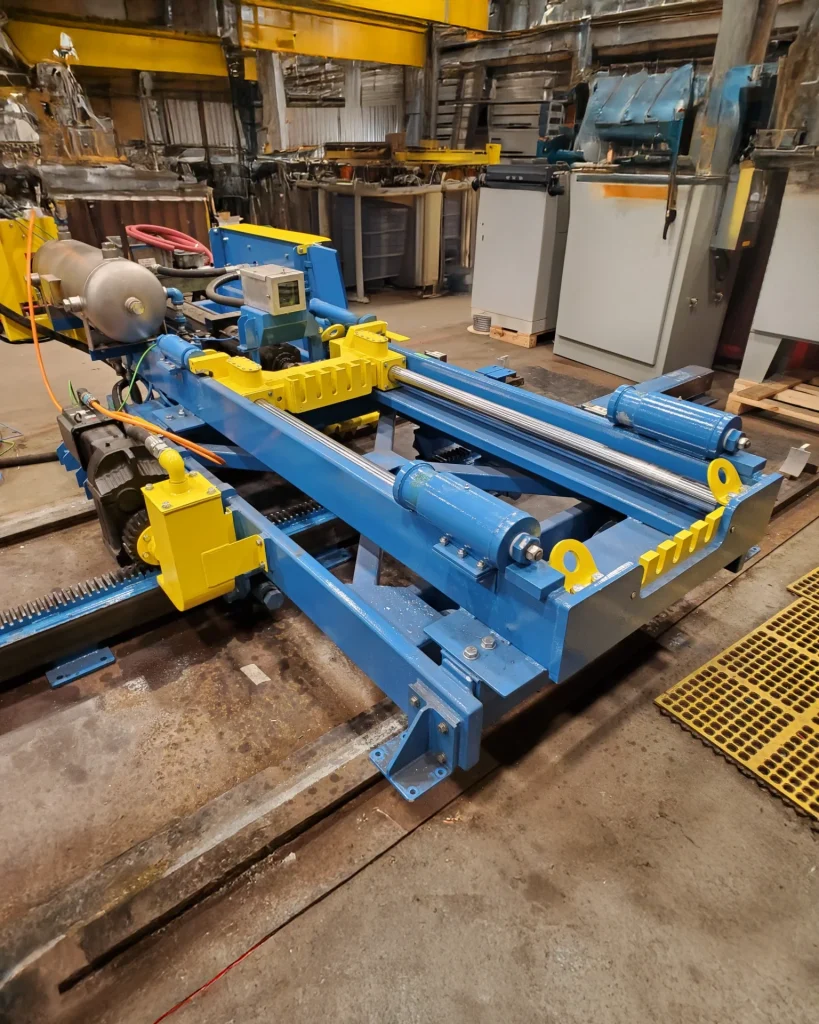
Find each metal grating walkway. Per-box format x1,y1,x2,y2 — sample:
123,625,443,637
657,593,819,820
788,566,819,605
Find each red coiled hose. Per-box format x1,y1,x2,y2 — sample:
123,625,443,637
125,224,213,264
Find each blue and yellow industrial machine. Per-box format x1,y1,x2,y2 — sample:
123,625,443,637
1,220,780,800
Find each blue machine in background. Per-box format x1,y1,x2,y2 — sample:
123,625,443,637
2,223,781,801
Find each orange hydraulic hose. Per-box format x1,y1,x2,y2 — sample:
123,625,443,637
25,211,61,412
24,209,224,467
90,401,224,465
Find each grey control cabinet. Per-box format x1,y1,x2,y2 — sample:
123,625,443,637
471,172,569,337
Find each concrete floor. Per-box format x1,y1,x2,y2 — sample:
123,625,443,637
1,290,818,1023
62,514,819,1024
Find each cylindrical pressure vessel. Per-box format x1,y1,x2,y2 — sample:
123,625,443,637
34,239,167,342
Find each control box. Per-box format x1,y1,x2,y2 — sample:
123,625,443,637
240,264,306,316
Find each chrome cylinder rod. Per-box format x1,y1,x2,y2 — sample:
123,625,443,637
256,400,395,486
388,367,716,510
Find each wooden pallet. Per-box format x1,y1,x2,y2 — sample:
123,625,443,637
726,375,819,429
489,324,555,349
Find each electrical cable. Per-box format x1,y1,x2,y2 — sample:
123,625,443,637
22,210,225,467
24,211,61,412
204,271,243,308
0,450,58,468
117,342,157,410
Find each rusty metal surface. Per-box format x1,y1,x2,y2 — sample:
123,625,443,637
0,522,382,933
0,701,405,1021
62,194,211,250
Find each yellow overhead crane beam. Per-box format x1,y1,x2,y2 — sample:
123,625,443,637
238,3,426,66
5,18,258,79
5,1,488,75
250,0,488,31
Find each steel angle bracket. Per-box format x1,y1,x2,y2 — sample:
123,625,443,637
370,679,465,801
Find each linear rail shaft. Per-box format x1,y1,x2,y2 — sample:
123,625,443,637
388,367,717,510
257,400,395,485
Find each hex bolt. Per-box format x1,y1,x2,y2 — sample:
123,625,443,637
436,753,447,765
524,542,544,562
255,537,263,546
207,487,218,495
463,645,479,661
161,501,171,510
457,547,469,559
631,591,638,600
437,721,449,735
475,559,487,570
409,694,421,708
439,535,449,546
144,483,153,490
480,635,496,650
737,435,751,450
124,296,145,316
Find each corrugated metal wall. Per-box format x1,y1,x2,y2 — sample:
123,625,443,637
488,70,560,156
163,98,240,149
437,66,569,157
285,63,404,148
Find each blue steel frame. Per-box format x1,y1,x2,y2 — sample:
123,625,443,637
109,336,779,800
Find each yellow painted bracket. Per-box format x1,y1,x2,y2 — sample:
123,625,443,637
708,458,743,505
0,216,61,341
142,463,267,611
639,507,725,586
190,319,407,412
202,537,268,590
639,458,742,587
549,539,600,593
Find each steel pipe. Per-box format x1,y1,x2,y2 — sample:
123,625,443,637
388,367,717,510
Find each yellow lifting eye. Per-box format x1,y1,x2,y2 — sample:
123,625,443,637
707,458,743,505
321,323,346,342
549,539,600,593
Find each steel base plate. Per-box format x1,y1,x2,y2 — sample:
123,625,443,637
46,647,116,688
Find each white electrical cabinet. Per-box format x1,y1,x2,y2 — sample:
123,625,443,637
554,174,728,381
471,170,569,337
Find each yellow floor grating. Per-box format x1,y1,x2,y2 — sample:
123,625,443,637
656,597,819,819
788,566,819,605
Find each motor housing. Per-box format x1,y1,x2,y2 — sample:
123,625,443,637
57,407,166,561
